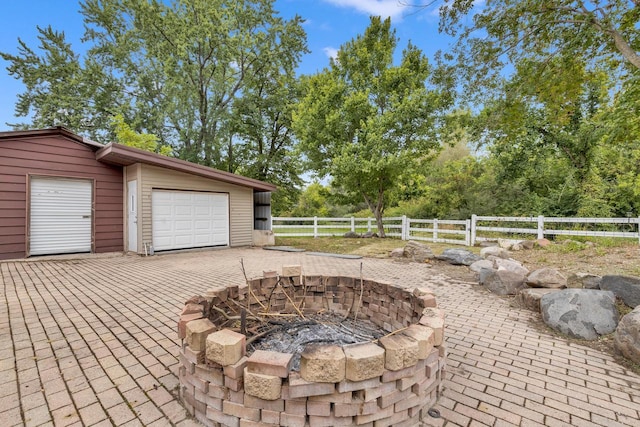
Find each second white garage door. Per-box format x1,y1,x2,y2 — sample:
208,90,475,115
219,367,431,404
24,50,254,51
152,190,229,251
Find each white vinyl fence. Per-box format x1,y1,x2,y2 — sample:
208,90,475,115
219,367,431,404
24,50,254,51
471,215,640,245
271,216,469,245
272,215,640,246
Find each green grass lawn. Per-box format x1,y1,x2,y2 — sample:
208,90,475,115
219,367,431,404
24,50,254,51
274,236,480,258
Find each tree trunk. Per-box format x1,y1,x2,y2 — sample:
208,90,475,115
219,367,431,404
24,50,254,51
362,185,386,237
373,207,385,238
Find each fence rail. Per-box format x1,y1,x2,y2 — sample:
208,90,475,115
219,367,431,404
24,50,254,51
272,215,640,246
471,215,640,245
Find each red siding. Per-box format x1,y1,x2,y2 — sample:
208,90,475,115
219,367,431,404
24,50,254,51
0,135,123,260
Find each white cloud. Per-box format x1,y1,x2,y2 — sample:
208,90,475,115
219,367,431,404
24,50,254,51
322,0,408,20
323,47,339,60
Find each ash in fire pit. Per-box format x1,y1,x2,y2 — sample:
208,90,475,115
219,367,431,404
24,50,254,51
249,313,386,370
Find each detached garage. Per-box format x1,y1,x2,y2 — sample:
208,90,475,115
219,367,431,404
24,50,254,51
96,143,275,255
0,127,276,260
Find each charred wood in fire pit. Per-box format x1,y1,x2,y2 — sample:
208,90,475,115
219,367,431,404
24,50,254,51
248,313,386,371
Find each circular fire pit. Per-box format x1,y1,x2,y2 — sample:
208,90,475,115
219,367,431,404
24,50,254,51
177,265,446,427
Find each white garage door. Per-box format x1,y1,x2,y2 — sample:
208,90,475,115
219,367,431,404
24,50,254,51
152,190,229,251
30,177,92,256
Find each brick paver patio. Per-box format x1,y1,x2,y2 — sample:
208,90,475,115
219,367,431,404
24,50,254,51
1,248,639,426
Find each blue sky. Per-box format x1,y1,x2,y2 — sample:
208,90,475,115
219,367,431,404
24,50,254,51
0,0,474,131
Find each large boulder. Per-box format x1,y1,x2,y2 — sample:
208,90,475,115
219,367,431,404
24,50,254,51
478,268,496,286
527,268,567,289
518,288,562,312
566,273,601,290
469,259,494,274
498,239,519,250
481,270,527,296
436,248,482,266
390,248,405,258
615,306,640,364
540,290,618,340
600,275,640,308
403,241,435,263
478,241,499,248
480,246,511,259
536,238,552,247
494,258,529,276
519,240,535,250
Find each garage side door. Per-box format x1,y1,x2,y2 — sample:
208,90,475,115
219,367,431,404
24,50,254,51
152,190,229,251
30,177,92,256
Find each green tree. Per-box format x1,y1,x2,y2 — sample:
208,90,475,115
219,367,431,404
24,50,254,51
111,114,172,155
392,1,640,219
0,25,119,139
288,182,331,218
293,17,453,236
81,0,307,167
433,0,640,99
228,51,306,215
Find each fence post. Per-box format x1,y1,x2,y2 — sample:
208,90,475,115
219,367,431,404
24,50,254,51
537,215,544,240
351,217,355,232
313,216,318,238
433,219,438,242
367,218,372,232
401,215,407,240
466,219,471,246
637,217,640,245
470,214,477,246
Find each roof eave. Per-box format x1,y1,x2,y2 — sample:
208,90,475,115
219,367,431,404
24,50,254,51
0,126,104,149
96,143,277,192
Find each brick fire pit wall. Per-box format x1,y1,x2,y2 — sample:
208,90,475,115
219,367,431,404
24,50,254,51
177,266,446,427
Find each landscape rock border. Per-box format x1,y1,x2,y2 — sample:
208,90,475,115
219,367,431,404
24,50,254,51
391,239,640,363
615,306,640,364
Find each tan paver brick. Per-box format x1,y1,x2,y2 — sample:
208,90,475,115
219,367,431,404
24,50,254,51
493,420,518,427
23,404,52,427
483,386,525,406
96,387,124,409
462,387,501,408
45,389,73,411
477,401,521,425
78,402,107,425
133,400,163,424
455,403,496,426
51,404,80,427
160,400,189,424
500,400,545,424
106,401,136,424
147,386,175,407
442,388,479,409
